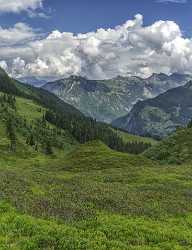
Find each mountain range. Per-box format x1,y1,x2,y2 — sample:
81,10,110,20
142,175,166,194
1,66,192,249
112,81,192,138
42,73,192,123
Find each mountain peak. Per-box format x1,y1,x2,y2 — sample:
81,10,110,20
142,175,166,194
184,80,192,89
148,73,169,81
68,75,87,81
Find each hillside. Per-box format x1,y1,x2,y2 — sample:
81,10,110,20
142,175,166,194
42,73,192,123
2,137,192,249
0,94,77,157
0,67,152,155
0,67,83,118
114,128,157,145
1,68,192,249
144,126,192,164
112,81,192,139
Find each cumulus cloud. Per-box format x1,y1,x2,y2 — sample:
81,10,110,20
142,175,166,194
0,0,43,13
0,23,39,46
1,14,192,80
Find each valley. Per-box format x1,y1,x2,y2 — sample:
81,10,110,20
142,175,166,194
42,73,192,124
113,81,192,139
1,3,192,249
0,67,192,249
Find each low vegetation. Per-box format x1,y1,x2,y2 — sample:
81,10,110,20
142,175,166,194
1,68,192,249
144,126,192,164
1,136,192,249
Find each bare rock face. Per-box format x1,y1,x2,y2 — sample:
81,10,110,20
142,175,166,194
112,81,192,139
42,73,192,123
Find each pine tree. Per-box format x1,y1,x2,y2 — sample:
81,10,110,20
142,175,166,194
44,140,53,155
6,117,17,152
27,134,35,146
188,120,192,128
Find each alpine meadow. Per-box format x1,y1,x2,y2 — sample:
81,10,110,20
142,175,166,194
0,1,192,249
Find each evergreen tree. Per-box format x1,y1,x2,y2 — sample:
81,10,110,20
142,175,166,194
44,140,53,155
26,134,35,146
188,120,192,128
6,117,17,152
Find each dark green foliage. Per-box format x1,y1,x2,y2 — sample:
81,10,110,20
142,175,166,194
6,116,17,152
0,93,75,155
144,126,192,164
1,68,192,249
187,119,192,128
45,110,151,154
44,139,53,155
16,81,83,118
0,69,151,155
0,68,22,96
26,134,35,146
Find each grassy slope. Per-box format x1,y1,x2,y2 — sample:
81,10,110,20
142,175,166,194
144,127,192,164
1,131,192,249
1,93,192,249
114,129,157,145
0,94,77,164
1,201,192,250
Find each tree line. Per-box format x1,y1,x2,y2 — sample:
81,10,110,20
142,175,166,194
0,94,69,154
0,91,151,155
45,110,151,154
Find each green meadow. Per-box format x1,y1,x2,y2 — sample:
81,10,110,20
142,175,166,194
0,94,192,249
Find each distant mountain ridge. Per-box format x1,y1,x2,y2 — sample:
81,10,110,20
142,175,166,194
112,80,192,139
17,77,47,87
42,73,192,123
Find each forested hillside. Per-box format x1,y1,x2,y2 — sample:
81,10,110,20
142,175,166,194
144,123,192,164
0,67,151,155
1,67,192,249
112,81,192,139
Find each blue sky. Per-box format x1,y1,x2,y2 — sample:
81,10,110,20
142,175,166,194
0,0,192,36
0,0,192,80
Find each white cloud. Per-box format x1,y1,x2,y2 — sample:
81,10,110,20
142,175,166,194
0,23,39,46
1,14,192,80
0,0,43,13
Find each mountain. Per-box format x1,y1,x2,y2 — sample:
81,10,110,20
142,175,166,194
112,80,192,139
42,73,192,123
0,67,152,156
17,76,47,87
1,66,192,249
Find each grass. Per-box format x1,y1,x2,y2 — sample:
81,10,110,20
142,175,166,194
1,202,192,250
113,129,157,145
1,95,192,249
16,96,45,121
1,141,192,249
144,127,192,164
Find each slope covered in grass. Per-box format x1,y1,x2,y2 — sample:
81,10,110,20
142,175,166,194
113,128,157,145
1,140,192,249
144,127,192,164
0,67,151,155
2,67,192,249
0,93,77,161
63,140,153,171
2,201,192,250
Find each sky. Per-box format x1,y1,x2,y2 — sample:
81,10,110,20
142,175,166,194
0,0,192,81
